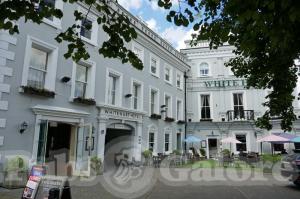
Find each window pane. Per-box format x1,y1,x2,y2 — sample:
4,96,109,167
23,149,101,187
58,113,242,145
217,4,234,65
108,75,117,105
75,81,86,98
27,68,46,89
80,19,92,39
151,58,157,74
76,64,88,82
30,47,48,71
236,134,247,151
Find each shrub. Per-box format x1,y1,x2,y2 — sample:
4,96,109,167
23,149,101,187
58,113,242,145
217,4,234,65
200,148,206,157
261,154,282,163
172,149,181,155
221,149,231,156
5,156,27,172
142,150,153,158
90,156,102,175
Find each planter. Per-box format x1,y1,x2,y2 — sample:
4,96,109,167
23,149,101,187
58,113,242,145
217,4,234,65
200,119,213,122
73,97,96,105
165,117,175,122
150,114,161,119
21,86,55,98
3,170,28,189
177,120,185,124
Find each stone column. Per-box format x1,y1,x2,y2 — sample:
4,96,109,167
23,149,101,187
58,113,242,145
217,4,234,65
97,119,107,161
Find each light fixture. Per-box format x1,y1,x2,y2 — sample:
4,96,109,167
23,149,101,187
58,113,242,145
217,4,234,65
125,94,132,98
19,121,28,134
161,105,166,108
61,76,71,83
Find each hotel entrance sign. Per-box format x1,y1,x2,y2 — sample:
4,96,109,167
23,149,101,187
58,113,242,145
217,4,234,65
204,79,246,88
100,107,143,121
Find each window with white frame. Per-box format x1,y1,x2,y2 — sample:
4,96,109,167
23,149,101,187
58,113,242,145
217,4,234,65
236,134,247,152
199,62,209,76
150,55,159,76
27,47,48,89
150,88,159,115
78,7,98,45
132,81,142,110
200,94,211,119
164,66,172,83
40,0,63,28
164,130,171,152
133,44,144,63
233,93,244,119
149,132,155,151
74,64,88,98
176,71,183,89
22,36,58,92
165,94,172,118
108,74,118,105
176,99,183,121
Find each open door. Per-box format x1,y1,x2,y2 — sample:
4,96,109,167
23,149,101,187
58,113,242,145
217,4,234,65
36,120,48,164
75,123,92,176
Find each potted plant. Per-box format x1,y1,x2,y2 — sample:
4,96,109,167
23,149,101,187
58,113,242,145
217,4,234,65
21,86,55,98
165,117,175,122
142,150,153,166
172,149,181,155
200,148,206,158
177,120,185,124
73,97,96,105
150,114,161,119
90,156,102,176
3,156,28,188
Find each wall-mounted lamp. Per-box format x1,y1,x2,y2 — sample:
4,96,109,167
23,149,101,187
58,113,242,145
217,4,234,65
61,76,71,83
19,121,28,134
125,94,132,98
161,105,166,108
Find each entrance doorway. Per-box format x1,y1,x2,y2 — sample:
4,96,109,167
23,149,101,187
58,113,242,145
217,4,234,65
208,138,218,158
176,133,182,150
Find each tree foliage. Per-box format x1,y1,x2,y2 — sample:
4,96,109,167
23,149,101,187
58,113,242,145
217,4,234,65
0,0,143,70
158,0,300,131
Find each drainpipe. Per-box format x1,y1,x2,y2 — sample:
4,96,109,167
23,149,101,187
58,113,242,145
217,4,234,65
184,71,188,152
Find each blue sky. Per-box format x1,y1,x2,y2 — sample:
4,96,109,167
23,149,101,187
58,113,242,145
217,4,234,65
118,0,194,49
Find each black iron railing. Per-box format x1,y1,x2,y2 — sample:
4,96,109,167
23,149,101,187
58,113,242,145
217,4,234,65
226,110,254,121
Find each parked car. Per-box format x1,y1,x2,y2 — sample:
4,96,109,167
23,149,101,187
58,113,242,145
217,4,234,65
280,150,300,186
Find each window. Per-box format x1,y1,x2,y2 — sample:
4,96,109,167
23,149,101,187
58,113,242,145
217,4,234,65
236,134,247,152
40,0,55,21
22,36,59,92
176,99,183,120
133,44,144,63
40,0,63,28
108,75,117,105
176,71,183,89
150,88,159,115
165,133,170,152
149,132,155,151
233,93,244,119
27,47,48,89
165,94,172,118
132,81,142,110
164,66,172,83
150,56,159,76
199,62,209,76
75,64,88,98
274,144,284,151
176,133,182,150
200,95,211,119
80,19,92,40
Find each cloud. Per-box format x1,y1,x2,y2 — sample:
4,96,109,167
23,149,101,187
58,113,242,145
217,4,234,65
118,0,142,10
146,0,166,12
160,26,194,50
145,18,159,32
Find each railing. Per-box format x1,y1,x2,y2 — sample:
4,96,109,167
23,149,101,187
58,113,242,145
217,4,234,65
226,110,254,121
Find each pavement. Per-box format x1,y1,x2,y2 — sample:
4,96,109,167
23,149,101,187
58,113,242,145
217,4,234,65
1,168,300,199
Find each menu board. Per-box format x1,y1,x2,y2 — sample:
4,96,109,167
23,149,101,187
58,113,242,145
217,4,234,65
22,165,46,199
34,177,65,199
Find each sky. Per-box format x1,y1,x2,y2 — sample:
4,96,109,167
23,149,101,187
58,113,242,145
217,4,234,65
118,0,194,50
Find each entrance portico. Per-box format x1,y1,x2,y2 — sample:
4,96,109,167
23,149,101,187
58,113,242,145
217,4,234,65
97,105,145,162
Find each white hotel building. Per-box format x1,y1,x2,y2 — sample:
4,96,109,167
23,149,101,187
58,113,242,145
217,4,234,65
181,41,300,158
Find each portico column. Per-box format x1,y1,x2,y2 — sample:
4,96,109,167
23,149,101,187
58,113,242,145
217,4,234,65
97,119,107,161
134,121,143,161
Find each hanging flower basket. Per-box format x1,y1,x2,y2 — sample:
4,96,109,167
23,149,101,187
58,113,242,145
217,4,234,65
177,120,185,124
21,86,55,98
165,117,175,122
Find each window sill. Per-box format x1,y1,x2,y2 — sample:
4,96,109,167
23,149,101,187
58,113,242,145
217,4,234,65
176,87,183,91
20,86,55,98
73,97,96,106
165,117,175,122
164,80,172,86
42,18,62,30
150,114,161,120
200,119,213,122
150,73,159,78
177,120,185,124
81,36,97,47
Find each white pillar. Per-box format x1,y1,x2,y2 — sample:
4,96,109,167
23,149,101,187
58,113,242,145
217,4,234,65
97,119,107,161
134,122,142,161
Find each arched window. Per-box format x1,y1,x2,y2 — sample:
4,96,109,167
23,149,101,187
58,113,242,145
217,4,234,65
199,62,209,76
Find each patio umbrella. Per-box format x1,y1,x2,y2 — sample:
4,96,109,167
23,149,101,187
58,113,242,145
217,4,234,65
292,137,300,143
184,135,201,148
273,133,298,143
220,137,241,152
257,134,289,155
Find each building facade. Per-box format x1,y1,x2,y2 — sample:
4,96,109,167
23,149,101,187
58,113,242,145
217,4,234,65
181,41,300,158
0,1,189,178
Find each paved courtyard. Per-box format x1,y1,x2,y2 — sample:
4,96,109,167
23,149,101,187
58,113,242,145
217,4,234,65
1,168,300,199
